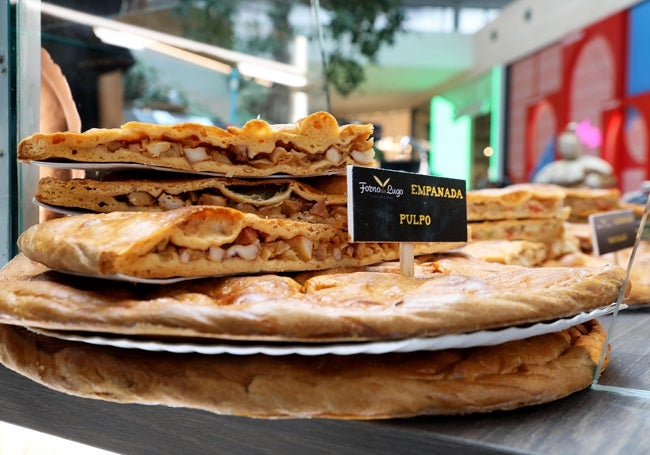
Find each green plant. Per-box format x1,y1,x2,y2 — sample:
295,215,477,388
322,0,404,96
173,0,405,97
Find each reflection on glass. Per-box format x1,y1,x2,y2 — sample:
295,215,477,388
40,0,324,128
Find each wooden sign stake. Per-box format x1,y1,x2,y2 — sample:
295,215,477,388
399,242,414,277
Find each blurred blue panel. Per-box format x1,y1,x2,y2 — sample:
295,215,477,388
629,0,650,95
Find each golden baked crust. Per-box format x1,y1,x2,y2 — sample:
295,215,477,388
35,174,348,227
467,183,569,221
468,217,565,243
17,206,456,279
542,251,612,269
607,244,650,306
0,253,626,341
0,320,609,419
619,201,646,218
18,112,375,177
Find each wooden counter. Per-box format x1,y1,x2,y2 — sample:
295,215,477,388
0,308,648,455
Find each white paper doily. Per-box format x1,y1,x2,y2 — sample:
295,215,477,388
29,303,622,356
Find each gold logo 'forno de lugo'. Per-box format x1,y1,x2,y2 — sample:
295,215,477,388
358,176,404,197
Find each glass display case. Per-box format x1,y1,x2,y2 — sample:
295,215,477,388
0,2,12,266
1,1,649,454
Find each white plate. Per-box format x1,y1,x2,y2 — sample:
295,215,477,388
29,303,623,356
35,200,93,216
47,268,217,284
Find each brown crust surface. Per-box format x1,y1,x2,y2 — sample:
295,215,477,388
18,111,375,177
608,243,650,306
0,253,626,341
0,320,608,419
545,245,650,307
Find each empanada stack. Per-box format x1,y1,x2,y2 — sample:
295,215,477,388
0,252,626,419
0,113,629,419
463,183,578,266
461,183,650,305
19,112,459,279
541,187,650,306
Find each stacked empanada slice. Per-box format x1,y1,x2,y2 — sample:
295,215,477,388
17,205,452,280
463,184,578,266
20,112,459,279
18,111,376,177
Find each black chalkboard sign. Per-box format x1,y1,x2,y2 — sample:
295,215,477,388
589,209,637,256
347,166,467,243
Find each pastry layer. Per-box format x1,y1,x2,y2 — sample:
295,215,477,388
468,217,565,243
564,187,621,221
35,174,348,228
457,240,549,267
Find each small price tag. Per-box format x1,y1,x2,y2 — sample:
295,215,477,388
588,209,636,256
347,166,467,275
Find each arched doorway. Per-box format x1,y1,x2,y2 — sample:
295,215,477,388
568,35,615,157
527,100,557,180
622,106,649,192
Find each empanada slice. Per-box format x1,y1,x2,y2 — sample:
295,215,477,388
467,183,570,222
0,253,626,341
35,174,348,228
17,206,457,280
18,111,375,177
456,240,549,267
468,217,565,243
564,187,621,222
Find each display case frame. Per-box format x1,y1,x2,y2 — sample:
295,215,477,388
1,1,649,453
0,0,15,267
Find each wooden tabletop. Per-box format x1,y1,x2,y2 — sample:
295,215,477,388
0,307,648,455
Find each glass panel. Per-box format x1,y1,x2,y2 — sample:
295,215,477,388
14,0,329,229
37,0,326,130
16,0,41,234
0,1,13,267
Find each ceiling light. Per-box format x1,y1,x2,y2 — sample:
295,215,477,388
92,27,152,50
238,62,308,88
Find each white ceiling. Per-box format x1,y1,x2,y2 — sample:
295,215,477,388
327,31,475,116
330,0,643,118
327,1,515,116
